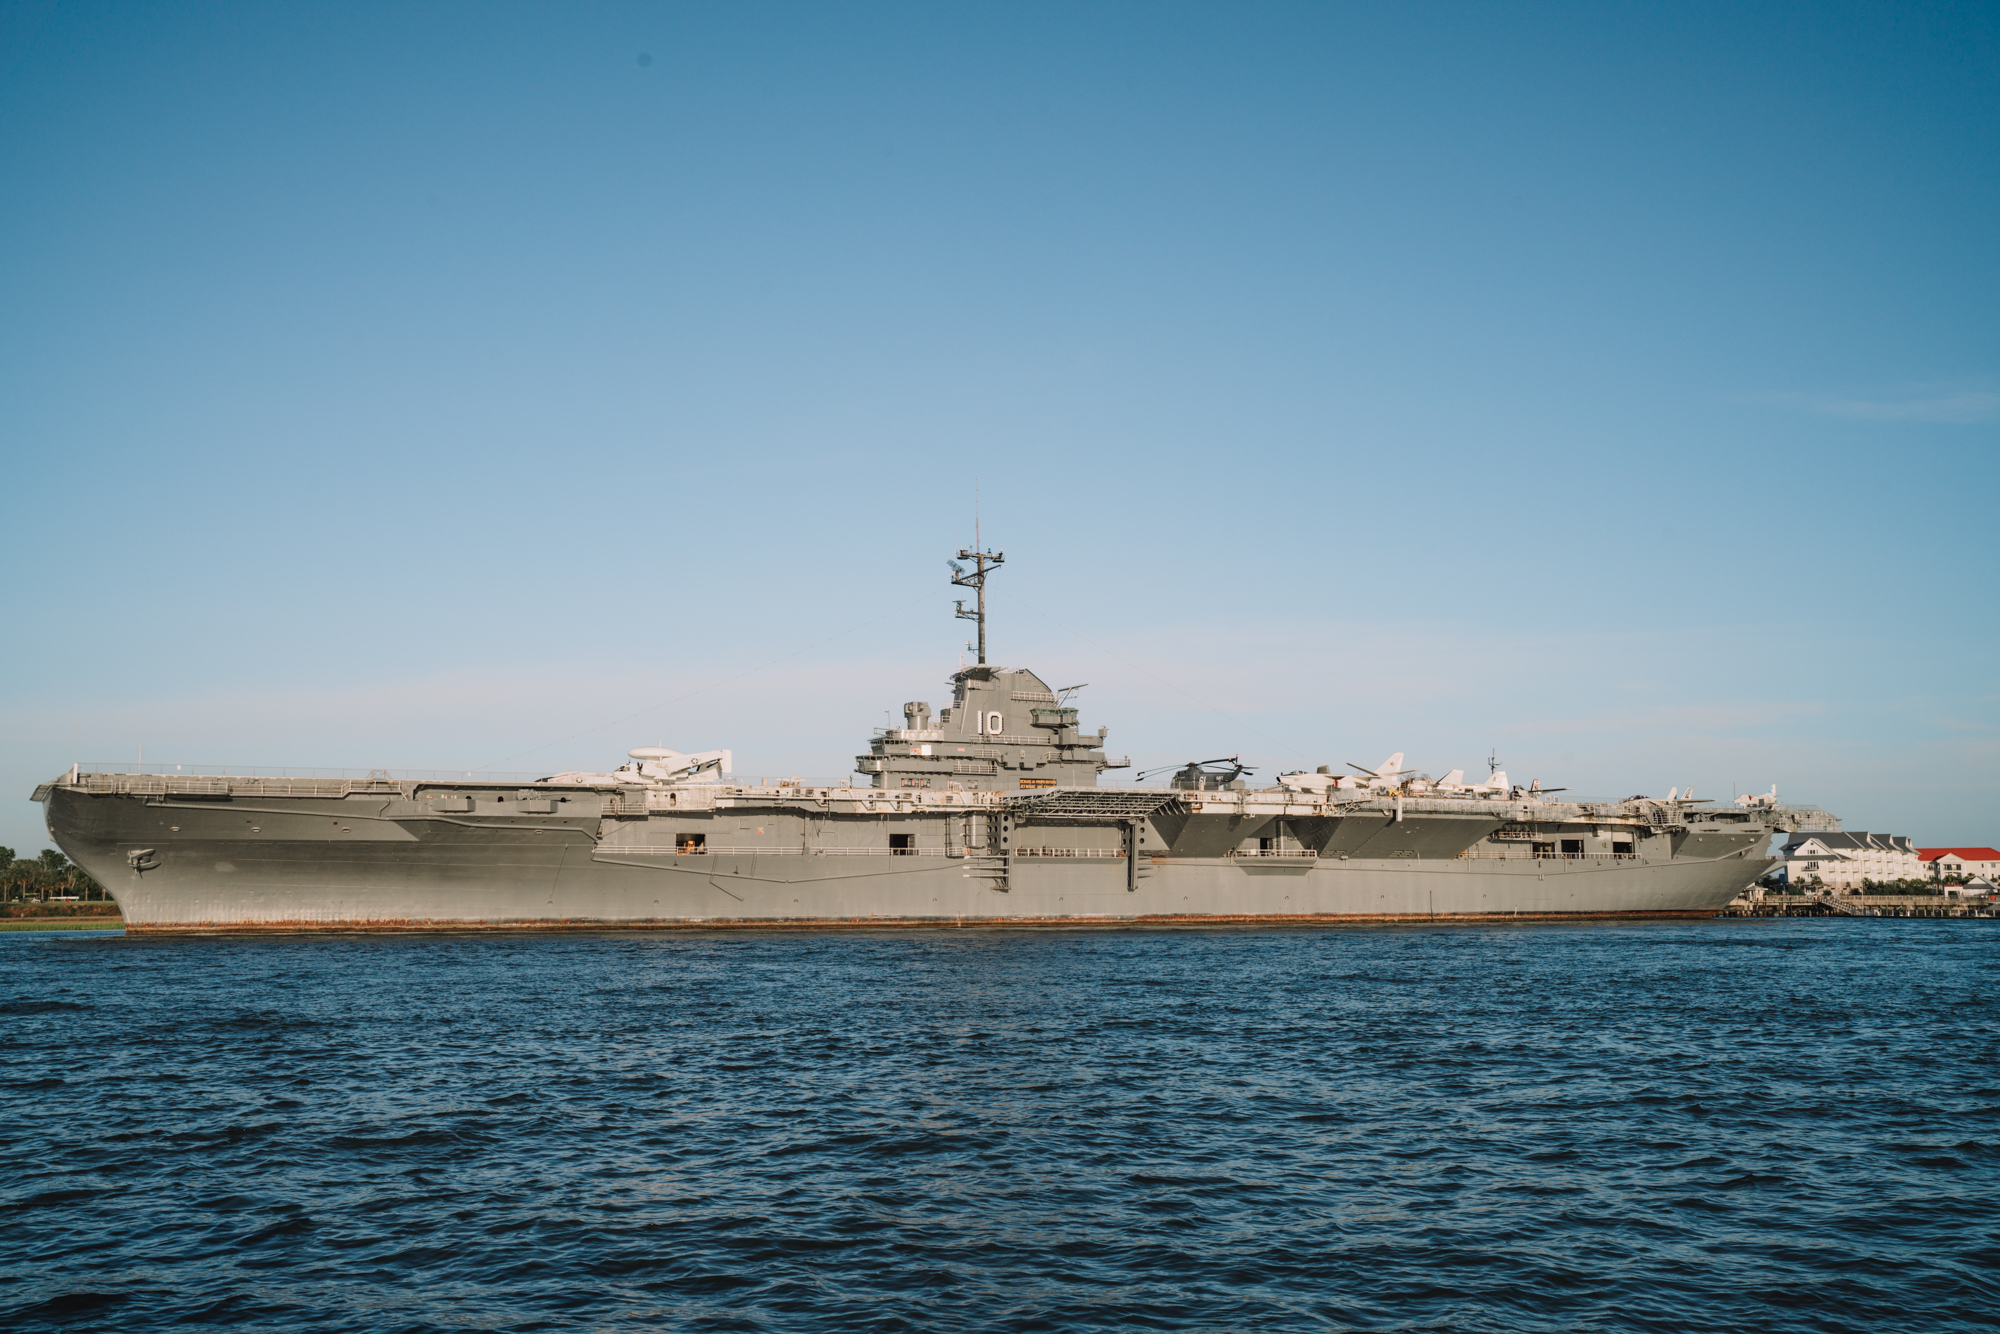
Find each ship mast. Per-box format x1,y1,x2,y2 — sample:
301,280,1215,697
950,532,1004,666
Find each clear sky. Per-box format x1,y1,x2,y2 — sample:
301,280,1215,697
3,1,1995,856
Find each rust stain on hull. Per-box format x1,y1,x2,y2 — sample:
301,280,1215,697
125,909,1721,936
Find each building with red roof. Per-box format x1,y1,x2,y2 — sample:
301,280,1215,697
1918,848,2000,880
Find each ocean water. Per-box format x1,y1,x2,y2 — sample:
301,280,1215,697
2,920,1995,1332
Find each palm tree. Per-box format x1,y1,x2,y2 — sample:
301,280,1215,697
2,856,40,902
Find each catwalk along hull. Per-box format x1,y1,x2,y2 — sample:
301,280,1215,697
38,778,1780,932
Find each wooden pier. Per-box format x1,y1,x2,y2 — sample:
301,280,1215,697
1723,891,1996,919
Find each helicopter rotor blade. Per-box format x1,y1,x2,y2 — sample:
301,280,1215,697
1134,756,1256,782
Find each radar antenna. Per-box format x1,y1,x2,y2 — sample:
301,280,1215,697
949,533,1004,665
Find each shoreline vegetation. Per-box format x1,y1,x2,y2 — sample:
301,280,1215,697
2,843,121,930
1,901,124,930
2,846,109,907
1764,876,1985,897
2,918,125,931
2,902,123,918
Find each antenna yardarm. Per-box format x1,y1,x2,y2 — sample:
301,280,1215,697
949,545,1004,665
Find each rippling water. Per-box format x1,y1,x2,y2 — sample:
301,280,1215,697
3,921,1995,1331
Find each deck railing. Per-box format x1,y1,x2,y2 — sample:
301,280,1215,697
73,765,871,790
602,845,958,857
1457,850,1641,861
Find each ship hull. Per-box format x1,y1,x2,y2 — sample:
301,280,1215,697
43,786,1768,932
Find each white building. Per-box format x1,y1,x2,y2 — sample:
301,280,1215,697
1919,847,2000,881
1776,832,1923,889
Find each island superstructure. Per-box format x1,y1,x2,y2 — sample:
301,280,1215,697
32,548,1835,932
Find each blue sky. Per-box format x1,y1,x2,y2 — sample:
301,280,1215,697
2,1,1995,854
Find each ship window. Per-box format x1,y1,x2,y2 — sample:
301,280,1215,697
1532,842,1556,858
890,833,914,856
1560,839,1584,857
1612,840,1633,856
676,833,706,855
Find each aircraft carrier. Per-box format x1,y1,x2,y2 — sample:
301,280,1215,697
33,548,1836,932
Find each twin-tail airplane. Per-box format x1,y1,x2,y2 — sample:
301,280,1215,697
1277,754,1515,797
542,746,734,787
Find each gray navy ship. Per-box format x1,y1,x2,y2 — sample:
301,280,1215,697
34,548,1836,932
